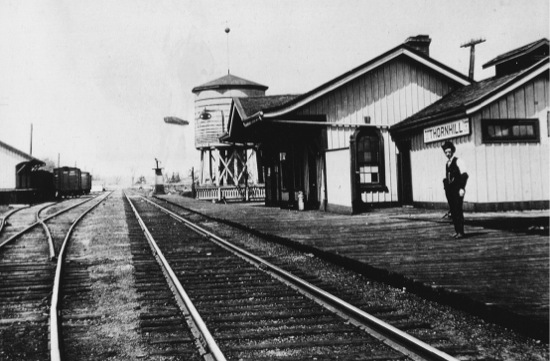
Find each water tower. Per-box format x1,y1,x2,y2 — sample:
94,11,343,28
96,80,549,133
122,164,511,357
192,73,268,188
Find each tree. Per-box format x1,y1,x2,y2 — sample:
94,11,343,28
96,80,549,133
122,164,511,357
169,172,181,183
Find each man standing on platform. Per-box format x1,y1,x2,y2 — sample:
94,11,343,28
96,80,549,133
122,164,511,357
442,141,469,239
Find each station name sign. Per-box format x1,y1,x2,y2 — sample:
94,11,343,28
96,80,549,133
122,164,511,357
424,119,470,144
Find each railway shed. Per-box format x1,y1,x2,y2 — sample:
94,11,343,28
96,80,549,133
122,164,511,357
0,139,45,204
157,193,549,342
391,38,549,211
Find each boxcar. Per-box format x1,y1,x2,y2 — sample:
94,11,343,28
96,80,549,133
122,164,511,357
53,167,82,197
81,172,92,195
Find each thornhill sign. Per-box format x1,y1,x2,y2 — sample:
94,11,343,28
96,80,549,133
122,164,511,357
424,119,471,144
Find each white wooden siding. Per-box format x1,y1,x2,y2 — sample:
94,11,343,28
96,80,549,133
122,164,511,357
410,139,474,204
298,57,457,204
0,146,29,189
471,75,549,203
409,74,549,205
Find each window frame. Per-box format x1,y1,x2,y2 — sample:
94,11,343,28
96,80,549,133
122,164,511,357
350,127,388,193
481,118,540,143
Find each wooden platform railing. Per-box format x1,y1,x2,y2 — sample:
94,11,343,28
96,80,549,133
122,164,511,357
196,184,265,202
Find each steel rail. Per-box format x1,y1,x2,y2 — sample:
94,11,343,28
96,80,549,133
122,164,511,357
50,192,112,361
0,205,29,234
142,196,460,361
0,197,96,250
124,192,227,361
38,219,56,260
0,203,54,248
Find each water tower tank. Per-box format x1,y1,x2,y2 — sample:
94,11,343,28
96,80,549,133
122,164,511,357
192,73,268,149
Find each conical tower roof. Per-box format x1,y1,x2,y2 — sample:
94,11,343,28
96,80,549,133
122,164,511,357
192,73,268,93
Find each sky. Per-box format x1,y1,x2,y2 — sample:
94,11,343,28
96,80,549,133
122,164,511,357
0,0,548,185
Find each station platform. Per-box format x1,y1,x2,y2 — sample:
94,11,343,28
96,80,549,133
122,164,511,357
156,194,549,341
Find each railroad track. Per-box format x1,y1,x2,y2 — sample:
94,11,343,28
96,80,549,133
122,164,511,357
0,194,108,361
121,195,208,360
125,192,480,360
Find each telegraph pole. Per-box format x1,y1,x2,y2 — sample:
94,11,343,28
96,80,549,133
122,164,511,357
30,123,33,156
461,38,486,80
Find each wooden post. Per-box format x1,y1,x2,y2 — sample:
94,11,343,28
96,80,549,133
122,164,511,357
199,151,204,184
30,123,33,156
191,167,196,198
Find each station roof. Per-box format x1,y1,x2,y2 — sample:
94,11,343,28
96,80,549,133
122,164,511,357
192,73,268,93
236,41,471,126
391,56,549,135
234,95,301,119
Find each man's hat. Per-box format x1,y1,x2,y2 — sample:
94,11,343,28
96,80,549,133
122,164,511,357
441,141,455,153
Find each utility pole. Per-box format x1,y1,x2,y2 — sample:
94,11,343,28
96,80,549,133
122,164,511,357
461,38,486,80
30,123,33,156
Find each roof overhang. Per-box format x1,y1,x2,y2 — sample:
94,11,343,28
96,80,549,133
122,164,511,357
223,110,330,144
16,159,46,174
466,59,549,115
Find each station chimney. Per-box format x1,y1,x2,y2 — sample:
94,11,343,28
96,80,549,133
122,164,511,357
405,35,432,56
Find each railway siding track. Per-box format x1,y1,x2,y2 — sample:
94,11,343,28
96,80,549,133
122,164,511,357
129,194,478,360
0,196,105,361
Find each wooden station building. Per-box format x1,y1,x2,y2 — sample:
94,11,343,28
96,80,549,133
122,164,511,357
391,38,549,211
224,35,470,212
220,36,549,213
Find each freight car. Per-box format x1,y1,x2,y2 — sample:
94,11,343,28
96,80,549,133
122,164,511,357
10,162,93,203
53,167,82,198
81,172,92,195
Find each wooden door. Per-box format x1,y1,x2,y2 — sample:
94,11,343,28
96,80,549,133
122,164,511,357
397,145,413,205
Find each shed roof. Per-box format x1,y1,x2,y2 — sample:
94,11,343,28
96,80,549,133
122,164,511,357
0,139,44,164
192,73,268,93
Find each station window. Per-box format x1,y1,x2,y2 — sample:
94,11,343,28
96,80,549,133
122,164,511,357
481,118,540,143
352,128,387,192
357,135,380,184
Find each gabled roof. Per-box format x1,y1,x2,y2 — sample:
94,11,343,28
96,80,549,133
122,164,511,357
192,73,268,93
239,42,472,124
483,38,549,69
391,57,549,134
0,139,43,164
